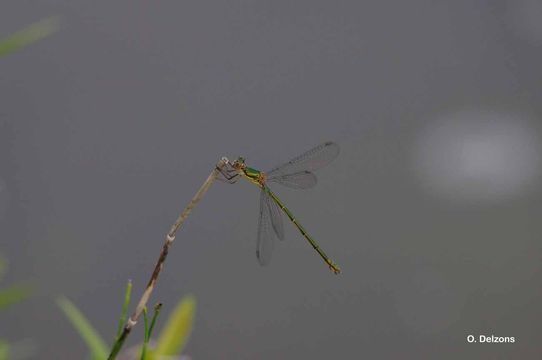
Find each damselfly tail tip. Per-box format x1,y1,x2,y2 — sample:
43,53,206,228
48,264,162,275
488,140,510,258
329,263,341,275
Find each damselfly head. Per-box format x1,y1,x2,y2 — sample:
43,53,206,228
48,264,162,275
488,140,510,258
232,157,246,170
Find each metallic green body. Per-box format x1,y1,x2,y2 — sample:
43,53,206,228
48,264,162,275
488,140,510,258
243,167,262,181
240,166,340,274
264,186,340,273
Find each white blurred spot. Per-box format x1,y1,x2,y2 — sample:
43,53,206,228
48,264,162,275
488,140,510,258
414,109,541,203
393,270,465,335
507,0,542,45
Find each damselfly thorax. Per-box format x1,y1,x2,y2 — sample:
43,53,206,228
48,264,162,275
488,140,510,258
244,168,267,187
232,158,267,187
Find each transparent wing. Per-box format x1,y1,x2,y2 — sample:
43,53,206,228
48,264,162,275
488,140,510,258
256,190,274,266
267,141,339,179
264,189,285,240
267,170,317,189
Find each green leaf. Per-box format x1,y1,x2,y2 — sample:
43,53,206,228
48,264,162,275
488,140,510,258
115,280,132,339
0,339,9,360
155,295,196,356
56,296,108,360
0,285,32,310
0,17,60,58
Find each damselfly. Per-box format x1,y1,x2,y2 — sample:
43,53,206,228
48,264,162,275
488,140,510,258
220,142,341,274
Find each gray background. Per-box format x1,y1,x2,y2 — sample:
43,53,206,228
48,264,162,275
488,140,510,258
2,1,542,359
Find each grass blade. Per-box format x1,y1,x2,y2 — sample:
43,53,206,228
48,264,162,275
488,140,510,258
148,303,162,342
56,296,108,360
116,280,132,339
140,303,162,360
0,17,59,58
140,308,149,360
155,295,196,356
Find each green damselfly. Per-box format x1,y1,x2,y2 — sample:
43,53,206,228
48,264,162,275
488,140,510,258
220,141,341,274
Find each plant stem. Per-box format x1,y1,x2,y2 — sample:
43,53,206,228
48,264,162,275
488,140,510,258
107,158,228,360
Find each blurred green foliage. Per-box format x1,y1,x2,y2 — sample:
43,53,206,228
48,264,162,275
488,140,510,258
154,295,196,357
0,255,33,360
0,256,32,310
0,17,59,58
1,17,59,358
57,281,196,360
0,339,8,360
56,296,109,360
0,285,32,311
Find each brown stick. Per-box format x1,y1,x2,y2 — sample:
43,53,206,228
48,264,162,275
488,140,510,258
108,158,228,359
